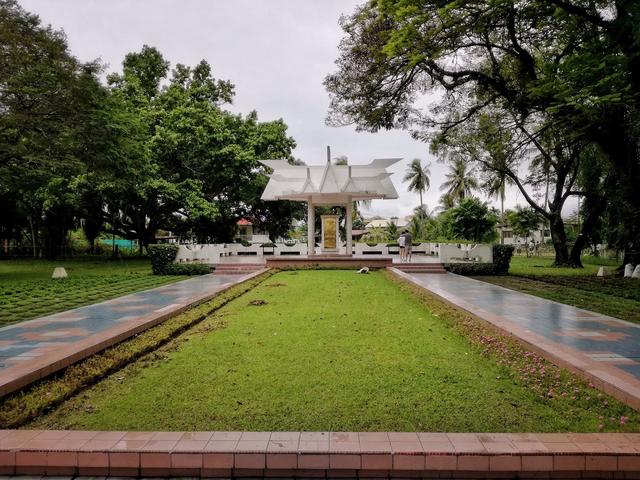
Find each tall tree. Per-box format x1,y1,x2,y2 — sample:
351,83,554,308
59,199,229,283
325,0,640,266
449,197,498,243
403,158,431,207
439,158,478,205
0,0,118,258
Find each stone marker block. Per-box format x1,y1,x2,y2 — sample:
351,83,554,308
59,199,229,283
52,267,68,279
624,263,634,277
633,265,640,279
597,266,612,277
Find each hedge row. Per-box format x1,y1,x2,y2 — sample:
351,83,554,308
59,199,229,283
148,244,210,275
444,245,514,276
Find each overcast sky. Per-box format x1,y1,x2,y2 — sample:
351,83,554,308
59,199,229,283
20,0,572,218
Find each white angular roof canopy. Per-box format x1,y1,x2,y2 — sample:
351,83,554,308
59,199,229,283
260,158,401,205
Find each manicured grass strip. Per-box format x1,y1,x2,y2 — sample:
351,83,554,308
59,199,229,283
508,255,620,276
29,270,639,432
476,275,640,324
384,271,638,432
0,271,273,429
0,259,186,325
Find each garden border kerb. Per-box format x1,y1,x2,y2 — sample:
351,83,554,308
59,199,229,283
388,267,640,412
0,269,269,398
1,430,640,478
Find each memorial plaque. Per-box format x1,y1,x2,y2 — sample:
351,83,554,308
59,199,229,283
323,216,337,249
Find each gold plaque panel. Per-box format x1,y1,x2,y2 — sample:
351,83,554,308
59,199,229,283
323,216,337,249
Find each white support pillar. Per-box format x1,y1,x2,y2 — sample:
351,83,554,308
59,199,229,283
307,199,315,256
345,200,353,257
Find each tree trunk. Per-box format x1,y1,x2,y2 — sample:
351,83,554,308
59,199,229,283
569,193,607,267
29,215,37,258
549,213,570,266
500,191,505,245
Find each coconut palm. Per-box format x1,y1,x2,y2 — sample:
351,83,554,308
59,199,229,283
440,157,478,205
484,166,515,244
403,158,431,207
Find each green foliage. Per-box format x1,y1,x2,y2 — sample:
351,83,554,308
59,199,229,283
448,198,498,243
439,157,479,205
325,0,640,267
492,244,515,275
445,245,513,276
506,207,543,240
164,263,210,276
386,219,399,238
445,262,497,275
147,244,179,275
403,158,431,206
361,227,390,243
1,3,301,257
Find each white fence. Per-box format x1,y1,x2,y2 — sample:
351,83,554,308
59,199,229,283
175,242,308,262
174,242,492,263
439,244,493,263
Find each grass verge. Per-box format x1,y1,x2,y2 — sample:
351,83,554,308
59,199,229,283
0,270,273,428
508,255,620,276
384,271,638,431
24,270,639,432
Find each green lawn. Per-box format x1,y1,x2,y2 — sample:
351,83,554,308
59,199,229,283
508,255,620,276
477,255,639,323
30,270,638,432
0,258,184,326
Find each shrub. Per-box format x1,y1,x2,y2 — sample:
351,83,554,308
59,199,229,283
234,238,251,247
148,244,179,275
492,244,515,274
261,242,276,248
165,263,211,276
444,244,514,276
444,262,496,275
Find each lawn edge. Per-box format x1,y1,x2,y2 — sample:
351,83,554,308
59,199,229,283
385,268,639,422
0,270,274,428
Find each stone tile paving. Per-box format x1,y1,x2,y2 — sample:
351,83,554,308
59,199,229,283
392,270,640,409
0,272,264,396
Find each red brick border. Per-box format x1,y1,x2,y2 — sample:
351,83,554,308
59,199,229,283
1,430,639,478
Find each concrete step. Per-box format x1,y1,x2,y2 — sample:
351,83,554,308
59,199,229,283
213,264,264,275
393,263,447,274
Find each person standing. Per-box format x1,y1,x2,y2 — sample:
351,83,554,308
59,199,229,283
398,233,406,261
404,231,413,262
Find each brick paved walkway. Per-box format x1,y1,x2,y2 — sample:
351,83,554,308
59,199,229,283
391,269,640,410
2,429,640,478
0,271,266,396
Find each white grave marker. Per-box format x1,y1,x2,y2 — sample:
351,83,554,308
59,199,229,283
624,263,634,277
52,267,68,279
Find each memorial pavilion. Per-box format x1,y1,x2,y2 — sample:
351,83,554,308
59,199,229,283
260,148,401,256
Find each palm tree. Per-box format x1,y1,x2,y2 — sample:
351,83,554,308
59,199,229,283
403,159,431,207
440,157,478,204
484,167,514,244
